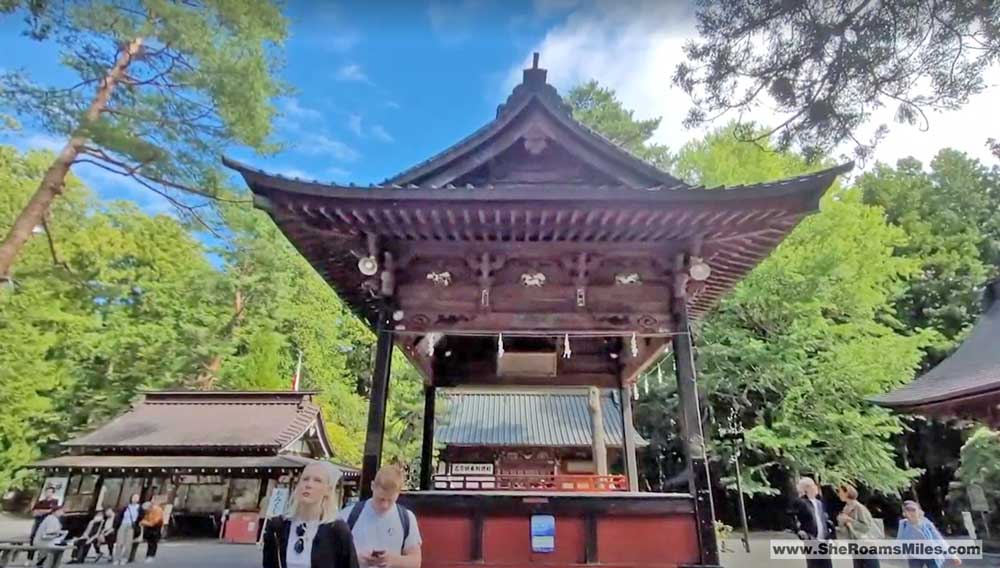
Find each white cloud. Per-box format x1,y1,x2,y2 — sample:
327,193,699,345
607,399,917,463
510,2,999,170
427,0,485,42
336,63,369,83
371,125,395,144
280,97,323,121
348,113,364,137
24,133,64,152
300,134,361,162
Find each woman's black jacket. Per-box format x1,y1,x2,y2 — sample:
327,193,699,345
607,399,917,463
262,516,359,568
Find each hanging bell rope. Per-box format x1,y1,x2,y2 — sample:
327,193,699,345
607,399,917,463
497,333,505,358
630,332,639,358
562,334,572,359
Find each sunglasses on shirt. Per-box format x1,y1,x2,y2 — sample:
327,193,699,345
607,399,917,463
295,523,306,554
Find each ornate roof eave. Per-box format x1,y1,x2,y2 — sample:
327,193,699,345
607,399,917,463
382,54,688,189
223,155,852,211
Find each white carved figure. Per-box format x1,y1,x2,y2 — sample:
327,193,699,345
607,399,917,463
520,271,546,287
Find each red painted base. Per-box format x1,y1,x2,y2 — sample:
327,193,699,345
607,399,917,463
402,491,705,568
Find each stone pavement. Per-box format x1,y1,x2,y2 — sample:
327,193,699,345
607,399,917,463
4,514,998,567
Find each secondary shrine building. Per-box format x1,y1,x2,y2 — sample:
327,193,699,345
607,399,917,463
227,54,850,568
31,391,358,541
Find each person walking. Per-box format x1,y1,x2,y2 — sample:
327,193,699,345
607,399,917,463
262,460,359,568
139,501,164,563
897,500,962,568
338,465,422,568
836,483,883,568
790,477,833,568
113,494,142,565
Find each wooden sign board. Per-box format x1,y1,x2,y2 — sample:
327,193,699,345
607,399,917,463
451,463,494,475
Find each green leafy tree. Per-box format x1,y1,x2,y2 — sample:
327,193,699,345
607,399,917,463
0,0,287,281
0,145,229,491
634,127,932,499
953,427,1000,516
567,81,672,169
858,150,1000,363
675,1,1000,161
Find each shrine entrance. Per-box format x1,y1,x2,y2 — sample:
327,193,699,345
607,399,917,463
227,53,850,568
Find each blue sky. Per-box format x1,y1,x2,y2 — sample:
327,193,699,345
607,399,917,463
2,1,998,214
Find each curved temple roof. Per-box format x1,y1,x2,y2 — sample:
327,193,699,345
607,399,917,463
224,55,852,389
873,280,1000,422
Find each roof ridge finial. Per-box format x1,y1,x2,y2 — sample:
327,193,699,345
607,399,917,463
522,52,547,90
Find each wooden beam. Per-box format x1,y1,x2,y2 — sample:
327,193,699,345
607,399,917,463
419,385,436,491
672,295,719,565
361,307,394,499
436,371,620,389
620,385,639,491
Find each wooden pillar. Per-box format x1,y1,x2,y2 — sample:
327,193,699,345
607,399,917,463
587,387,608,476
619,385,639,491
361,307,394,499
419,385,436,491
672,298,719,565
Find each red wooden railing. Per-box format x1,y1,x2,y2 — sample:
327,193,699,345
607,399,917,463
433,473,628,492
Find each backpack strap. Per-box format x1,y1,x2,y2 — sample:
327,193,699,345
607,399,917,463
347,499,367,530
396,504,411,553
347,498,411,553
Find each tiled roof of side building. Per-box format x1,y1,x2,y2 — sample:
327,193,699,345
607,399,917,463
435,389,648,448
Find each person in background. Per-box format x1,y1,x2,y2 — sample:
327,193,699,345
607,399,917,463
113,494,142,565
139,501,165,563
32,503,67,566
29,487,60,557
69,509,106,563
790,477,833,568
98,508,117,560
897,500,962,568
338,465,422,568
836,483,883,568
262,460,359,568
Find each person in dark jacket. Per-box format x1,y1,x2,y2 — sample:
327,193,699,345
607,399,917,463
790,477,834,568
262,460,359,568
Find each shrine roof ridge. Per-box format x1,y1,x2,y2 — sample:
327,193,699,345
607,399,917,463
223,154,853,206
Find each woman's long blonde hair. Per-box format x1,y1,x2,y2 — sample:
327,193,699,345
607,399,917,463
286,460,343,522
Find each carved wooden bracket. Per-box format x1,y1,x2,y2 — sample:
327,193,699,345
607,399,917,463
561,252,601,308
466,252,507,310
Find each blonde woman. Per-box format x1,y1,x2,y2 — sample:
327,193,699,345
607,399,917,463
836,483,883,568
263,460,359,568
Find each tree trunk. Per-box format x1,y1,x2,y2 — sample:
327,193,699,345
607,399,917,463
194,288,246,389
0,37,143,282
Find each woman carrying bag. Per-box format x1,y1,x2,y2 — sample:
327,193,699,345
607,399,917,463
262,460,359,568
836,483,883,568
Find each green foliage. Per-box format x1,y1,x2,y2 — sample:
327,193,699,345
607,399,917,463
634,126,930,496
858,151,1000,363
566,81,672,169
676,1,1000,161
0,0,286,229
0,145,225,492
0,145,426,492
955,428,1000,507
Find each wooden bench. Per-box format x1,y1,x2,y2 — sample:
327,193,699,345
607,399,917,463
0,541,70,567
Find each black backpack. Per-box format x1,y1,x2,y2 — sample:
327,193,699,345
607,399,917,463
345,499,411,553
